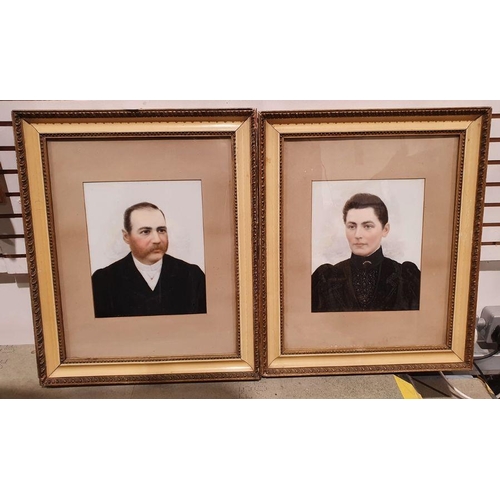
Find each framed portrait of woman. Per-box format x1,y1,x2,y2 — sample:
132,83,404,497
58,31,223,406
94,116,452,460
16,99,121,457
260,107,491,377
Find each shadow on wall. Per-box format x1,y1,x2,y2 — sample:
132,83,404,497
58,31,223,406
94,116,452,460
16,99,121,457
1,168,27,280
0,274,29,288
0,174,16,257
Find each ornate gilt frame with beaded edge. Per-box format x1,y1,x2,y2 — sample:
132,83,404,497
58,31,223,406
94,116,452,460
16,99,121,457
13,109,259,386
260,108,491,377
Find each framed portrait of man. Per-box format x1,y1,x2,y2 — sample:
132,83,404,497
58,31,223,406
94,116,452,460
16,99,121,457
84,181,207,318
13,108,259,386
260,107,491,377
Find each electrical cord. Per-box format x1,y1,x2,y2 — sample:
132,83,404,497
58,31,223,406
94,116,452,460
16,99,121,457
474,344,500,361
438,371,473,399
474,325,500,361
473,361,487,379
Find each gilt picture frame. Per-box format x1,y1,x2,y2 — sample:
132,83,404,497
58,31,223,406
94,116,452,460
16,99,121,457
260,108,491,377
13,108,259,386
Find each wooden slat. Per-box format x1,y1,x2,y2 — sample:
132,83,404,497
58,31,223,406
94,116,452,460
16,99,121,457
0,234,24,239
0,142,21,224
0,214,23,219
485,142,500,261
0,121,12,127
0,253,26,258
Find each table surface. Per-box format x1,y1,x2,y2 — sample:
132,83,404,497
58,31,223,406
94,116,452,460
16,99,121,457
0,345,493,399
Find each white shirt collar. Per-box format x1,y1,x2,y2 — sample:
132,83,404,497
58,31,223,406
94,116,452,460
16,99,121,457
132,255,163,274
132,255,163,290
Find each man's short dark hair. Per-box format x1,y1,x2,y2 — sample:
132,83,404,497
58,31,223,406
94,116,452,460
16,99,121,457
123,202,165,233
342,193,389,227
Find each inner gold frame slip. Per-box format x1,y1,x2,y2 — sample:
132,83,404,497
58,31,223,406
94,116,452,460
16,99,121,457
13,109,259,386
260,108,491,377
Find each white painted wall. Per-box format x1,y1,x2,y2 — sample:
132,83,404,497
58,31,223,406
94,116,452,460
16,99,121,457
1,100,499,344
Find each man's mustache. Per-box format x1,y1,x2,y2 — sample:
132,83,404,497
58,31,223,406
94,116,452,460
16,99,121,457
149,243,167,251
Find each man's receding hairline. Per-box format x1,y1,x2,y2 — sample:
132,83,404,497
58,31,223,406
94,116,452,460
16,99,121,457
130,206,164,215
129,207,166,222
124,203,166,233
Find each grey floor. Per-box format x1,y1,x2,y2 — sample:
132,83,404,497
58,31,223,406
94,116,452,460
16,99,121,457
0,344,494,399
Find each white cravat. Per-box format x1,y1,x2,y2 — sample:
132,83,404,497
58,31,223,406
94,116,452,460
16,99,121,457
132,256,163,291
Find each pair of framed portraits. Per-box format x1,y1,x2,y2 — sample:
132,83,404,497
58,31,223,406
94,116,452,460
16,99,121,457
13,107,491,387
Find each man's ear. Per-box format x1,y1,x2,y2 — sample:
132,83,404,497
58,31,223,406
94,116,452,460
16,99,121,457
382,223,390,237
122,229,130,244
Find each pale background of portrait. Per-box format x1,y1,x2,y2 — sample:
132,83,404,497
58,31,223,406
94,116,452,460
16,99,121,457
312,179,424,272
84,181,205,274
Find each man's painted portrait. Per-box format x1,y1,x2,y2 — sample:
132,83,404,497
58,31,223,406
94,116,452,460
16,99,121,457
84,180,207,318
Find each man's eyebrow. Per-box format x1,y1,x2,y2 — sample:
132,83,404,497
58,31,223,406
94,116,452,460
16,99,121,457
137,225,167,230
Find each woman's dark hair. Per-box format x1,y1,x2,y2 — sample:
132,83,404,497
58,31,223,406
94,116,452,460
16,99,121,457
123,202,165,233
342,193,389,226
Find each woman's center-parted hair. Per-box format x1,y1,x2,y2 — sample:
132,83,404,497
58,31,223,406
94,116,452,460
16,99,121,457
342,193,389,227
123,202,166,233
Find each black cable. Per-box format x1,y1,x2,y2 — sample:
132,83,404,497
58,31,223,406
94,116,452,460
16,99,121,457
473,361,488,380
474,345,500,361
474,325,500,361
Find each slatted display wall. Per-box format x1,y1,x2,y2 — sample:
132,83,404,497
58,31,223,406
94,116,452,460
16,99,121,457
483,114,500,264
1,103,500,274
0,116,25,274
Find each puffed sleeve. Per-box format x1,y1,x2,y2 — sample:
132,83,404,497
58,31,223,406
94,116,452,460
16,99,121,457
401,262,421,310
